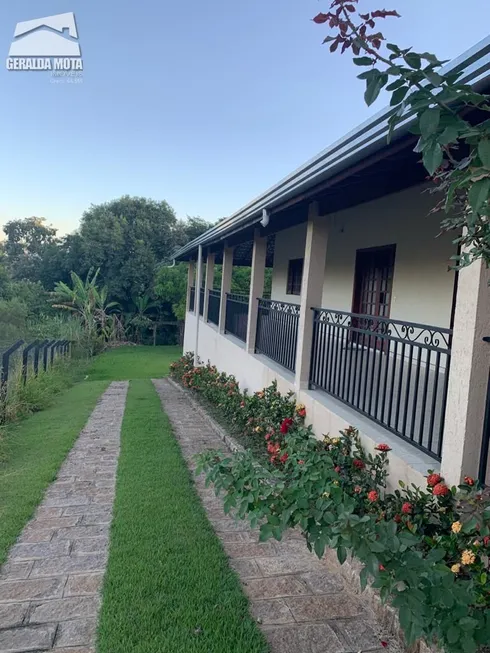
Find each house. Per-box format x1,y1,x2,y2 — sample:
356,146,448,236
173,37,490,491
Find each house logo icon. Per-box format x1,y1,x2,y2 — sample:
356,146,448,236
6,12,83,73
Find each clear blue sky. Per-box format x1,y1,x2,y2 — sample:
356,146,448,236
0,0,488,235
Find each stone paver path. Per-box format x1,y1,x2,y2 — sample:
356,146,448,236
154,379,387,653
0,381,128,653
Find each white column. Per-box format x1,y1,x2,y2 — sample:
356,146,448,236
203,252,215,322
294,202,328,391
186,261,195,313
219,246,234,334
441,259,490,484
194,245,203,366
246,230,267,353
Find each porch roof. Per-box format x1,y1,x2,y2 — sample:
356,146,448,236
174,36,490,264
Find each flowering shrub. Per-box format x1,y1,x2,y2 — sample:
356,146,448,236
172,354,490,653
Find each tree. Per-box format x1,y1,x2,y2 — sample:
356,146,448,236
174,216,213,247
314,1,490,269
39,233,85,290
52,269,119,354
3,217,57,280
78,196,179,307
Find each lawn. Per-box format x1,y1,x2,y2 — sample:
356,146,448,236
97,379,268,653
88,344,182,381
0,379,109,565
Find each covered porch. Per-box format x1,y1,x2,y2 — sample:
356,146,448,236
176,73,490,488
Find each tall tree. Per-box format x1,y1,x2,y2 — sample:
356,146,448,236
79,196,179,307
3,217,57,281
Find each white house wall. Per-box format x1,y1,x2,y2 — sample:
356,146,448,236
271,185,456,329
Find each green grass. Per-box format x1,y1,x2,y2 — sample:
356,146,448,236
87,345,182,381
97,379,268,653
0,379,108,565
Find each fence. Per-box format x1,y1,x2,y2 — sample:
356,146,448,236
309,308,452,460
255,299,300,372
207,290,221,326
0,339,71,416
225,293,249,343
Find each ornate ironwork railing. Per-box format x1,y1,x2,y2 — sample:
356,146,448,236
225,293,249,343
309,308,452,460
207,289,221,327
189,287,195,312
199,288,205,316
256,298,300,372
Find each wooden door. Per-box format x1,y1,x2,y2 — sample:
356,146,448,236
352,245,396,346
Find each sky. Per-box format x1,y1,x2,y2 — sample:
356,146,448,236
0,1,489,237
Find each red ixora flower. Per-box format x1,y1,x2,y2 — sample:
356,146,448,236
298,460,305,465
264,434,271,441
394,514,402,523
401,502,413,515
280,417,294,434
483,536,490,547
379,564,386,571
353,459,365,469
427,473,442,487
375,444,391,452
280,453,289,464
354,485,362,494
464,476,475,486
334,466,341,473
368,490,379,502
433,482,450,497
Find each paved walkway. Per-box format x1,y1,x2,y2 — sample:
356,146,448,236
154,379,388,653
0,381,128,653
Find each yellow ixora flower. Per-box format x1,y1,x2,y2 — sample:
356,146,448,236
331,438,340,445
461,550,476,566
451,521,462,534
451,563,461,574
322,492,330,498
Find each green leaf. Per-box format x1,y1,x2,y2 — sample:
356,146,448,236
353,57,373,66
422,142,443,175
364,71,387,107
390,85,409,106
387,43,400,54
438,126,460,145
337,546,347,565
481,572,488,585
314,537,326,559
478,139,490,168
419,108,441,137
405,53,422,69
447,625,460,644
468,177,490,214
386,78,406,92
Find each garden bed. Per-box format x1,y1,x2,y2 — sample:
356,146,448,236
170,353,490,653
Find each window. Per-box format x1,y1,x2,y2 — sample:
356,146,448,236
287,258,304,295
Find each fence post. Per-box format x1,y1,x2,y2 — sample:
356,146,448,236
1,339,24,399
22,340,39,384
43,340,55,371
51,340,61,365
34,340,48,376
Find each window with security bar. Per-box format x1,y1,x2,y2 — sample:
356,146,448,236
287,258,304,296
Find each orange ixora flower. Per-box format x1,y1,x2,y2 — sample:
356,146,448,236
451,521,462,534
461,550,476,566
367,490,379,502
451,563,461,574
426,473,442,487
433,482,450,497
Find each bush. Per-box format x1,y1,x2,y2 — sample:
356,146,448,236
171,353,490,653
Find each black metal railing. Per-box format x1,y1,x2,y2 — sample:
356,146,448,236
208,289,221,326
189,287,195,312
255,298,300,372
199,288,205,316
225,293,249,342
309,308,452,460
